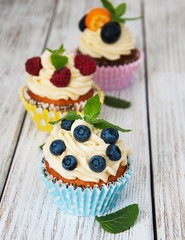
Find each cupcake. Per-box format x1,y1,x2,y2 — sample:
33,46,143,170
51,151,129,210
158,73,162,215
39,94,133,216
20,44,104,132
77,0,144,91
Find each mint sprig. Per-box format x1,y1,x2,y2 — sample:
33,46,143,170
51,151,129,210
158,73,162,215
46,43,65,54
49,94,131,133
46,44,68,70
101,0,142,23
95,204,139,234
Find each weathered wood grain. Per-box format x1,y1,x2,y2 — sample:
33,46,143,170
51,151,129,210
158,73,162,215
0,0,56,196
0,0,153,239
144,0,185,239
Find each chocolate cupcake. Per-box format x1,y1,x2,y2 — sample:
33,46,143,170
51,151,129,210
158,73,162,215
77,1,144,91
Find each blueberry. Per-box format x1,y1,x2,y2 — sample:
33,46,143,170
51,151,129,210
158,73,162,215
101,21,121,44
79,14,87,31
50,139,66,155
62,155,77,171
89,155,106,172
61,119,74,131
73,125,91,142
106,144,121,161
101,128,119,144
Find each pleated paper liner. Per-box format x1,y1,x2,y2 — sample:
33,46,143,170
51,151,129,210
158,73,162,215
92,49,144,91
39,155,133,216
19,85,104,133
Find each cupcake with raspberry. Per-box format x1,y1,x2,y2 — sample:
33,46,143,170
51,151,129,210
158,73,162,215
20,44,104,132
77,0,144,91
39,94,133,216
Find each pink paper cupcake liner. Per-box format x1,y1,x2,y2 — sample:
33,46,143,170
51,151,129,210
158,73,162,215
92,49,144,91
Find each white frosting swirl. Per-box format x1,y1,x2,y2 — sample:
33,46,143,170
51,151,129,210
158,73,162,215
43,119,131,183
79,24,134,60
27,50,94,101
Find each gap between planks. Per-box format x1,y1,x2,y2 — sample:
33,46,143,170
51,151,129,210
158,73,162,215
141,1,157,239
0,0,59,203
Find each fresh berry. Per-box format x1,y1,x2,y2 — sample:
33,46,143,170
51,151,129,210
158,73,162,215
50,67,71,87
74,55,96,76
89,155,106,172
106,144,121,161
101,128,119,144
62,155,77,171
101,21,121,44
25,57,42,76
61,119,75,131
73,125,91,142
85,8,111,31
79,14,87,31
50,139,66,155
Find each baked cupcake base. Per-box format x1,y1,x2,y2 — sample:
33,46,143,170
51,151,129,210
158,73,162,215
27,89,94,106
45,160,127,188
39,155,133,216
77,48,140,67
20,84,104,133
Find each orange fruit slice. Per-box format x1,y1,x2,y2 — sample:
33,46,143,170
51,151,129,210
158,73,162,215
85,8,111,31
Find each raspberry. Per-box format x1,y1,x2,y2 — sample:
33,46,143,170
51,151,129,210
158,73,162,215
50,67,71,87
25,57,42,76
74,54,96,76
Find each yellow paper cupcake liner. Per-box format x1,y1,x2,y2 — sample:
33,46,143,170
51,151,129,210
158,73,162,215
20,85,104,133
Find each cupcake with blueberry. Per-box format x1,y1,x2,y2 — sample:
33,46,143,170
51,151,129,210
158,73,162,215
77,0,144,91
39,94,133,216
20,44,104,132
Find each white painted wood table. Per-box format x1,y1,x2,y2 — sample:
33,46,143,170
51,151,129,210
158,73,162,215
0,0,184,239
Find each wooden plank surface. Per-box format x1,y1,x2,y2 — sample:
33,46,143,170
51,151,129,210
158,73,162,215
0,0,56,196
144,0,185,239
0,0,154,239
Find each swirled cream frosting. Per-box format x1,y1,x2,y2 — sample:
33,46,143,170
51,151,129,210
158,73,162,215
27,50,94,101
43,119,131,183
79,24,134,60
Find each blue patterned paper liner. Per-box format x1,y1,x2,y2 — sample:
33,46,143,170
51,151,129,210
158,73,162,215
38,156,133,216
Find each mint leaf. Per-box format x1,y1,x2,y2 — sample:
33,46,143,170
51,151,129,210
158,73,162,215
49,111,82,125
50,54,68,70
39,143,45,150
101,0,115,13
90,119,131,132
104,95,131,109
46,44,65,54
95,204,139,234
61,111,82,120
83,94,101,120
115,3,126,16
